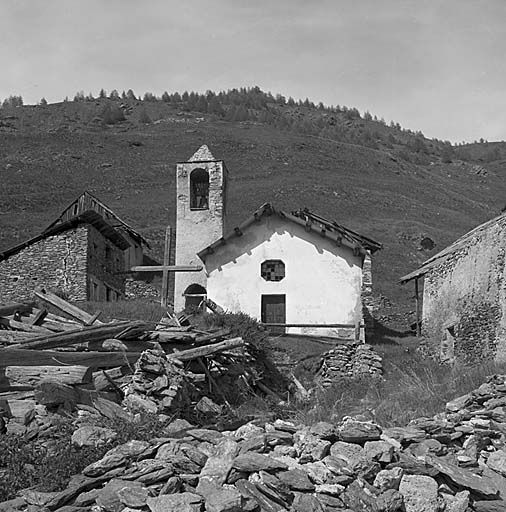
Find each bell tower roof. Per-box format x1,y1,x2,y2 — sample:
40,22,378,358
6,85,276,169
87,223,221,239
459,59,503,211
188,144,216,162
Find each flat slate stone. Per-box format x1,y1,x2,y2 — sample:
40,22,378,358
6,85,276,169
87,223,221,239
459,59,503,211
232,452,288,472
398,474,438,512
146,492,202,512
427,456,500,498
277,469,315,491
339,420,382,443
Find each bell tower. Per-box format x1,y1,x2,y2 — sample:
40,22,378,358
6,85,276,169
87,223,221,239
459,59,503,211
174,145,227,311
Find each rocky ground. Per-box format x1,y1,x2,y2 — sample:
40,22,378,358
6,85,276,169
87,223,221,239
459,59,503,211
4,374,506,511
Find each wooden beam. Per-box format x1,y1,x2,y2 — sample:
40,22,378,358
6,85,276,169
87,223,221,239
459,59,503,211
126,265,202,273
161,226,172,308
0,303,34,317
167,337,244,362
415,278,422,337
262,323,365,328
29,308,48,326
0,366,93,391
84,310,102,326
9,321,148,351
35,289,103,325
0,348,142,368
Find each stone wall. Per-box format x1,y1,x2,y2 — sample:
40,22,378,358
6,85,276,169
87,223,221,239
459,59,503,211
421,217,506,363
361,250,375,339
125,277,161,301
87,225,126,299
317,342,383,387
0,227,88,302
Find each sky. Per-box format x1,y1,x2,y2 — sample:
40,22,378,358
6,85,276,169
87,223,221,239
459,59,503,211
1,0,505,143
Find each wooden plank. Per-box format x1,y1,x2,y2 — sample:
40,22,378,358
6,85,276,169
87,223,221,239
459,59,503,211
92,366,131,391
29,308,48,326
10,320,147,350
84,310,102,326
161,225,172,308
0,348,142,368
261,323,365,328
155,331,197,343
35,289,103,325
415,278,422,337
167,337,244,362
0,365,93,391
127,265,202,273
193,328,231,345
0,303,34,317
0,317,53,333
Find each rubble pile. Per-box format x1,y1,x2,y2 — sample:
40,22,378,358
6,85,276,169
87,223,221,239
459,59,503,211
318,343,383,386
122,350,197,415
5,375,506,511
0,291,258,435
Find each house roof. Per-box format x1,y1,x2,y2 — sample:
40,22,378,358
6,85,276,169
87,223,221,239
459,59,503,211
197,203,382,261
400,211,506,283
46,191,149,247
0,210,130,262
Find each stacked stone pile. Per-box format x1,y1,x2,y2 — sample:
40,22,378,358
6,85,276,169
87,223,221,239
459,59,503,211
122,350,197,415
8,374,506,511
318,343,383,386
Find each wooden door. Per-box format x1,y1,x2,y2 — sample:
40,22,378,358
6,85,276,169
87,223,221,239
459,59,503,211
261,295,286,334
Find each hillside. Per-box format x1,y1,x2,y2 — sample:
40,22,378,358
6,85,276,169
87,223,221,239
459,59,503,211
2,91,506,323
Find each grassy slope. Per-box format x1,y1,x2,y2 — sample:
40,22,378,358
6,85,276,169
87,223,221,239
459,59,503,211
2,101,506,321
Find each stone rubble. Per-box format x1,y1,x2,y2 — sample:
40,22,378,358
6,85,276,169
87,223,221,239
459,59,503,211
318,343,383,386
8,374,506,511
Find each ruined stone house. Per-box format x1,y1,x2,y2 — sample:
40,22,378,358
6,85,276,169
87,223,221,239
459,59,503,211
173,145,382,339
401,212,506,363
46,190,149,269
0,210,130,303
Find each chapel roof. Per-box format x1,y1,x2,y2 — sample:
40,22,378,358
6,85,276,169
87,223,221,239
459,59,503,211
197,203,382,262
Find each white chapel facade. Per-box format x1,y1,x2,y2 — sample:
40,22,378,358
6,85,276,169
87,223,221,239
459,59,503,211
173,145,381,339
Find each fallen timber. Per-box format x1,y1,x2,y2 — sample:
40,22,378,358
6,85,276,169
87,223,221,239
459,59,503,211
0,365,93,392
8,320,149,350
166,337,244,362
35,288,103,325
0,348,142,368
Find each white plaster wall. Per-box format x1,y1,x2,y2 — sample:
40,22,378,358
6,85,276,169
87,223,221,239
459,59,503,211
204,215,364,337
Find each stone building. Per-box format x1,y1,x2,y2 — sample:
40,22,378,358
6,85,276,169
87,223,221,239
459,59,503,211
46,191,149,269
401,212,506,363
172,145,382,339
174,145,227,311
0,210,130,302
196,204,381,339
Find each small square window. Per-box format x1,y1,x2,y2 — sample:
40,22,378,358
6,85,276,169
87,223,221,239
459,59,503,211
261,260,285,281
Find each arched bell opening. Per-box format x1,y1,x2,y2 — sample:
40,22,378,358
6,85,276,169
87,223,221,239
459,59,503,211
190,168,209,210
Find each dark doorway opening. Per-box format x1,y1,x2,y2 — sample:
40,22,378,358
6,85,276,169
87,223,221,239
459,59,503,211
261,294,286,334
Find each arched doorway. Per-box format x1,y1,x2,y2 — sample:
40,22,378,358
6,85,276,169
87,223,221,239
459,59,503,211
183,283,207,310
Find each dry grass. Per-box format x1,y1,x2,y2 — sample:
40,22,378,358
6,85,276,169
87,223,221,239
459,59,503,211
292,343,506,427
